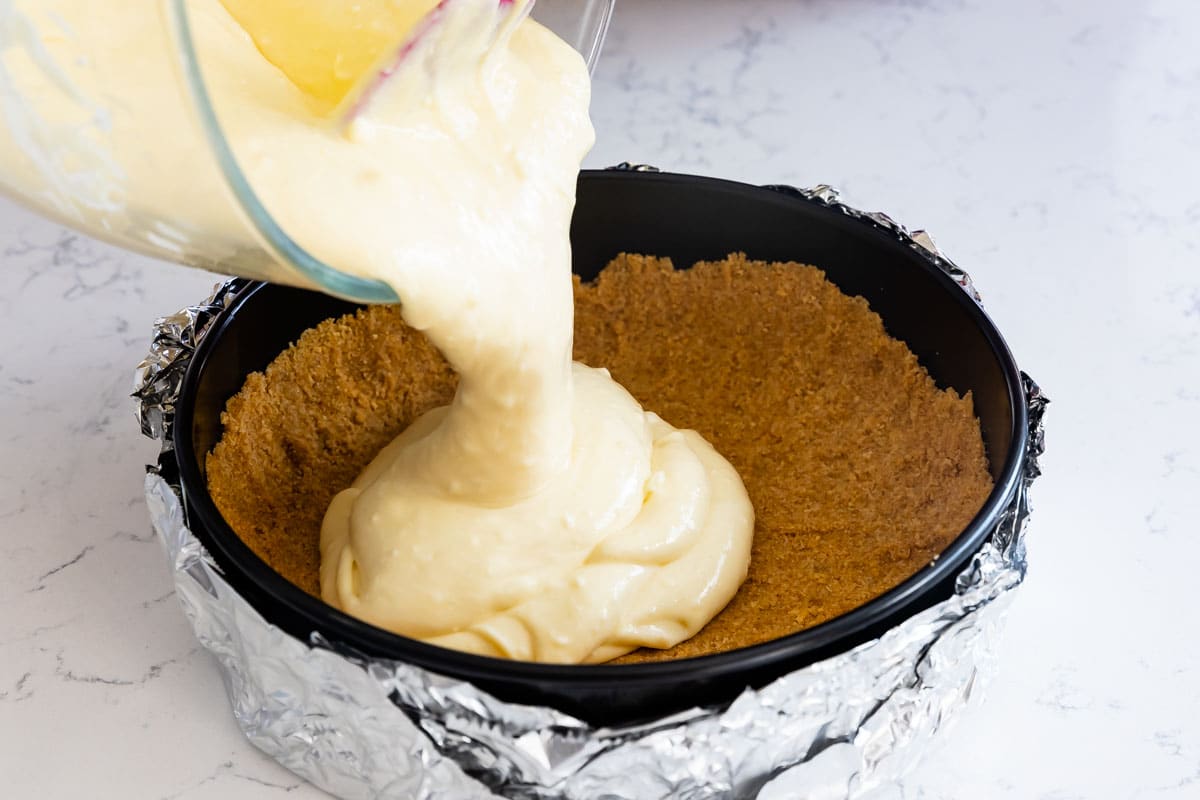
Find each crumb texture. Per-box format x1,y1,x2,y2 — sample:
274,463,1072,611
207,253,993,662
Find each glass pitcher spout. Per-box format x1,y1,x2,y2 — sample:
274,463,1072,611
165,0,400,303
167,0,611,304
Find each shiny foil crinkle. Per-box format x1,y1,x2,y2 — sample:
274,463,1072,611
135,197,1048,799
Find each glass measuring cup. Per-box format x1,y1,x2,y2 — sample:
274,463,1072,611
0,0,612,302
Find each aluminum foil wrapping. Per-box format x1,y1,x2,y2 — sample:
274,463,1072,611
134,184,1047,800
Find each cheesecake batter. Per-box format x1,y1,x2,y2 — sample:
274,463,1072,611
0,0,754,664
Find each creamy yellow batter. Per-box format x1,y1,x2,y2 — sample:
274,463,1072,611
0,0,754,664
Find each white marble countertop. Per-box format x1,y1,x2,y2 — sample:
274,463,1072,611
2,0,1198,797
